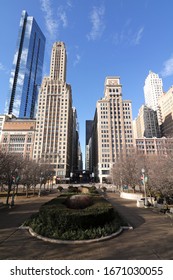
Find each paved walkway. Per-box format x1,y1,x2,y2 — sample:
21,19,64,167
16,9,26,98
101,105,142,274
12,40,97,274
0,191,173,259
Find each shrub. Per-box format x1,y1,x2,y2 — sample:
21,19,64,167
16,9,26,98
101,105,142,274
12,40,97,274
101,186,107,192
57,186,63,192
89,185,98,194
26,193,125,240
68,185,79,193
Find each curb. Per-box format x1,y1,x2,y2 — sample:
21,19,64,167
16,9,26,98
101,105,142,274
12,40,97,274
20,225,133,244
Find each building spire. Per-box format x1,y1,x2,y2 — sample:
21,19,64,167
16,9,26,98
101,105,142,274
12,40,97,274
50,42,66,82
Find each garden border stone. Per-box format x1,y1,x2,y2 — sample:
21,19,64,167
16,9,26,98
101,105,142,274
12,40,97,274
20,225,133,244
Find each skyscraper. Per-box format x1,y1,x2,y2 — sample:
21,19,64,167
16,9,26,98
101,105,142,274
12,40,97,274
133,105,160,138
33,42,74,178
91,76,134,183
144,71,163,111
158,86,173,137
85,120,93,171
5,10,45,118
71,107,79,172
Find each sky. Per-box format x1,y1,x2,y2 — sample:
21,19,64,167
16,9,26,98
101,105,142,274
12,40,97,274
0,0,173,162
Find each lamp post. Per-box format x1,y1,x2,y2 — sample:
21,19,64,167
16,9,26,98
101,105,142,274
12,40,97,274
38,172,43,197
10,168,19,207
50,172,53,191
141,168,147,206
91,172,94,183
11,177,15,207
70,172,73,184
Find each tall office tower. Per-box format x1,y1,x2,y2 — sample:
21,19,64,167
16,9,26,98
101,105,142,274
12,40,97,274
5,10,45,118
78,141,83,171
33,42,73,178
144,71,163,111
92,77,134,183
85,120,93,171
133,105,160,138
158,86,173,137
71,107,79,172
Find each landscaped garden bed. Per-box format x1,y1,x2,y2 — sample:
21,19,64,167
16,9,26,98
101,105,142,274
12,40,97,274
24,190,126,241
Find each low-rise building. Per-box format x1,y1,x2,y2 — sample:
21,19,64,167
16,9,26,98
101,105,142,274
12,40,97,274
0,118,36,159
135,137,173,155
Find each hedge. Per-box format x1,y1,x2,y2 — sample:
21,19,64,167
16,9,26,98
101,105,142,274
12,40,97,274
26,194,124,240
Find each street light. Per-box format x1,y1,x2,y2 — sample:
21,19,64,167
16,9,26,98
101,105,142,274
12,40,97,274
10,168,20,207
38,172,43,197
141,168,147,206
70,172,73,184
91,172,94,183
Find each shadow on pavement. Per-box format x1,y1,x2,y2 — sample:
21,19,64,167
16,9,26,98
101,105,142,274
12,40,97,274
105,193,145,229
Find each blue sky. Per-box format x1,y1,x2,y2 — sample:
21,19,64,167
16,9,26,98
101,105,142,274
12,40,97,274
0,0,173,161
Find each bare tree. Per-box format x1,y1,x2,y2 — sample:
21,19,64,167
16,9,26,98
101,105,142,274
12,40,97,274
0,152,24,205
20,159,37,197
145,154,173,198
0,151,55,203
111,147,173,200
111,153,145,192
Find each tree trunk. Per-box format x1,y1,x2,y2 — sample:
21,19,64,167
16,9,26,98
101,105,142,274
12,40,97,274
6,184,12,205
15,184,19,196
33,184,36,196
26,185,29,197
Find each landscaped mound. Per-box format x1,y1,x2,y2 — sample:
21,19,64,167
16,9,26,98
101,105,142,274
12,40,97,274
65,194,93,209
25,194,125,240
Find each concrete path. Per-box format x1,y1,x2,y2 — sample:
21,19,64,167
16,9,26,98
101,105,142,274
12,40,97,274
0,191,173,260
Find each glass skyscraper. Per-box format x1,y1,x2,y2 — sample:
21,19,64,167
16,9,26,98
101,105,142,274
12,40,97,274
5,10,45,118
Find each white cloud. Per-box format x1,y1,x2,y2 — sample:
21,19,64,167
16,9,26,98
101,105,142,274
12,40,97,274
40,0,59,39
57,6,68,28
17,73,25,86
161,55,173,77
87,5,105,41
67,0,72,8
21,48,28,63
112,24,144,47
0,62,5,71
40,0,70,40
132,27,144,45
73,54,81,67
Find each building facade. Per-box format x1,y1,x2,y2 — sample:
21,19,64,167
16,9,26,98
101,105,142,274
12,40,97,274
133,105,160,138
92,76,134,183
135,137,173,156
71,107,79,172
0,118,36,159
85,120,94,171
0,114,15,142
5,10,45,118
144,71,163,111
33,42,74,178
158,86,173,137
78,142,83,171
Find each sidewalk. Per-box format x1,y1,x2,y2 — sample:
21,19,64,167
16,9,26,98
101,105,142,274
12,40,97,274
0,191,58,239
1,191,173,259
